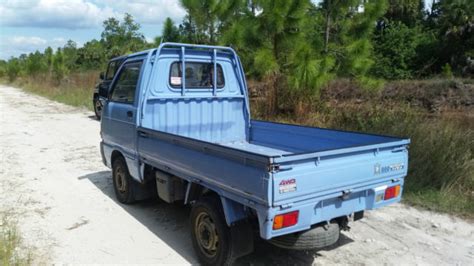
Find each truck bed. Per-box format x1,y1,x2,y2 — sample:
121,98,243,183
220,120,409,159
138,119,409,208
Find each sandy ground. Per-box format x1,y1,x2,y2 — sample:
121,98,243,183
0,85,473,265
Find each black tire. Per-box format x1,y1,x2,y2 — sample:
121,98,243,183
93,97,102,120
112,156,136,204
269,222,340,250
190,197,235,266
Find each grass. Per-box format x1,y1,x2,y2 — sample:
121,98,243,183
2,73,473,218
254,101,474,218
2,71,99,110
0,214,32,265
330,104,473,217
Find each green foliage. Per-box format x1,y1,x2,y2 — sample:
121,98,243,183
442,63,454,79
428,0,474,73
3,1,473,92
101,13,147,57
313,0,388,91
288,43,335,96
343,1,388,82
52,48,68,83
161,17,180,43
44,46,54,72
180,0,241,44
6,58,21,82
373,22,424,79
63,40,78,70
26,51,47,77
0,60,6,78
385,0,425,26
76,39,107,69
253,48,279,77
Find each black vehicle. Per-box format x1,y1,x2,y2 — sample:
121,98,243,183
93,55,126,120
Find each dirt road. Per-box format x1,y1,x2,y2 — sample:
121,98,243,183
1,85,473,265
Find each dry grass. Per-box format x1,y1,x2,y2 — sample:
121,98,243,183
8,71,99,110
252,99,474,218
0,213,32,266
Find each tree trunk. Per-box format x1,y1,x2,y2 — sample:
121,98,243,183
324,0,331,53
269,35,279,116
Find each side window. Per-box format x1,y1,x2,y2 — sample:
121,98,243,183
169,62,225,88
105,61,117,80
110,61,143,104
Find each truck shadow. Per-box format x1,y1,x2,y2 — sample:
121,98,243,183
87,115,99,121
79,171,353,265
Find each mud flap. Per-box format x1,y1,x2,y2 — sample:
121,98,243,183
230,221,254,258
132,176,157,201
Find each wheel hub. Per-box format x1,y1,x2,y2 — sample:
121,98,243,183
115,167,127,193
95,100,102,112
195,212,219,258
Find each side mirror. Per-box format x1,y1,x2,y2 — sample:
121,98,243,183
99,72,105,80
98,86,108,98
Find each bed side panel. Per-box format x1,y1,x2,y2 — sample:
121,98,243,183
138,133,271,206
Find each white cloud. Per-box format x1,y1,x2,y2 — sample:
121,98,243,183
145,36,155,43
52,37,66,44
0,0,185,30
99,0,185,24
0,0,186,59
0,0,118,29
0,35,71,59
9,36,48,46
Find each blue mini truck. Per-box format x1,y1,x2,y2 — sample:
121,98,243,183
99,43,410,265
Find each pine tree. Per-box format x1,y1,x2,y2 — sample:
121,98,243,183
161,17,180,43
52,48,67,83
179,0,242,44
44,46,54,74
101,13,146,57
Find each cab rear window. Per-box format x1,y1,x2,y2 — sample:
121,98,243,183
169,62,224,88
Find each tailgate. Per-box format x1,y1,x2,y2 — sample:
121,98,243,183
272,145,408,206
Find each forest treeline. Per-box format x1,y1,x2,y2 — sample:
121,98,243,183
1,0,473,102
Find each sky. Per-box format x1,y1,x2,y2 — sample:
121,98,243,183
0,0,186,60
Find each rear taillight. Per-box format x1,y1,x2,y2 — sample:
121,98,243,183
384,185,401,200
273,211,299,230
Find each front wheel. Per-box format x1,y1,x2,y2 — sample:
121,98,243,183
112,156,136,204
93,97,102,120
190,197,235,266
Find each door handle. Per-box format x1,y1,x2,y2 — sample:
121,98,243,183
127,111,133,118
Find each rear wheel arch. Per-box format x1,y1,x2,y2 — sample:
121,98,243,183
185,182,216,204
184,183,251,226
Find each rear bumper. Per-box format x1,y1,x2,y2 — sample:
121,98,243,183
258,177,404,240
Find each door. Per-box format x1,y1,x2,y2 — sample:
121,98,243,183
102,58,126,90
102,60,144,161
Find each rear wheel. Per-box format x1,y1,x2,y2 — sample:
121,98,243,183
190,197,235,266
112,156,136,204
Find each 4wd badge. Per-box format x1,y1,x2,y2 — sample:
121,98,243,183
279,178,297,194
